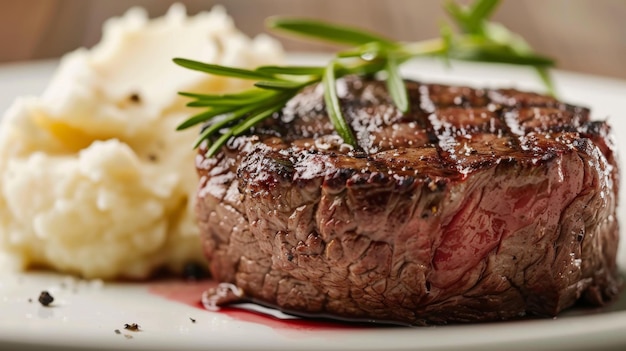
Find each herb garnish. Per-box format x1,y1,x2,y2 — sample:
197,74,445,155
174,0,554,156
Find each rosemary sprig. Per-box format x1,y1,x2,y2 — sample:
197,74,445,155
323,60,357,146
175,0,555,156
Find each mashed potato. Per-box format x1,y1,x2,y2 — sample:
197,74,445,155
0,4,283,279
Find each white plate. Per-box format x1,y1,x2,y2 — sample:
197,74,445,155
1,55,626,351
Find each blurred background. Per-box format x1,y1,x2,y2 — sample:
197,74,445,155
0,0,624,79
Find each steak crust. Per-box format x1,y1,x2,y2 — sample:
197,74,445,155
195,77,621,325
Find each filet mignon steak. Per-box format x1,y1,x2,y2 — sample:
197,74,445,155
195,76,621,325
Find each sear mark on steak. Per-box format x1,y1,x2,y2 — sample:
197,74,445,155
195,76,621,325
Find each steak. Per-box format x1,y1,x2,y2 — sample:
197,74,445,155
195,76,621,325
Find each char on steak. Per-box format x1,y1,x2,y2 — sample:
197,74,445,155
195,76,621,325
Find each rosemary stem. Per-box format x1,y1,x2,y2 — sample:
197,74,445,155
399,38,447,58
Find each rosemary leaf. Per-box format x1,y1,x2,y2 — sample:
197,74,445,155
232,101,290,135
179,89,266,101
199,98,292,155
256,66,324,76
173,58,279,81
254,80,310,90
205,130,234,157
185,91,275,107
192,91,294,148
178,91,216,99
335,60,387,77
186,98,254,107
268,17,397,47
445,0,500,34
444,1,470,32
449,45,554,66
536,67,556,96
467,0,500,32
384,55,409,113
193,116,229,149
187,100,225,107
176,106,233,130
323,61,357,147
192,110,250,149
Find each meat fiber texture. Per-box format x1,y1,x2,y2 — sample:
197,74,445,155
0,4,283,279
196,77,621,325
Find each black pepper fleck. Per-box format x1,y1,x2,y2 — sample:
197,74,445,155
28,298,33,303
124,323,140,332
190,317,196,323
129,93,141,103
114,329,121,335
38,291,54,306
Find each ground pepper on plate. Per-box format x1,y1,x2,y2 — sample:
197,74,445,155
38,291,54,306
124,323,141,331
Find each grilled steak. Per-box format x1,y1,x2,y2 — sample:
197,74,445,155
195,76,621,325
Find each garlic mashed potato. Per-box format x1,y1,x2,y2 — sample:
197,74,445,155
0,4,283,279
